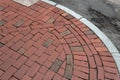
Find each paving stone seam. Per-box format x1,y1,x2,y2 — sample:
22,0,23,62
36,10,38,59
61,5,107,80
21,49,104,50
41,0,120,74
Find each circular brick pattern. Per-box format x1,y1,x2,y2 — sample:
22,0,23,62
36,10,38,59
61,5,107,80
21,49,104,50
0,0,119,80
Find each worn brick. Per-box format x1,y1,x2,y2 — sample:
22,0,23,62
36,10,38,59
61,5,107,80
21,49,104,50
13,20,24,28
47,18,55,23
0,20,6,26
42,38,53,48
0,42,4,48
66,55,73,66
64,65,73,79
61,12,69,17
0,7,4,11
18,48,26,54
50,59,63,72
63,44,71,54
60,30,71,36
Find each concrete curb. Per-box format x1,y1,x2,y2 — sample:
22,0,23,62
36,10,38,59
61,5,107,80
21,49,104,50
13,0,39,6
13,0,120,74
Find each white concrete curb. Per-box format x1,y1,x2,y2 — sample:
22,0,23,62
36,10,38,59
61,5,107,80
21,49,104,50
13,0,120,74
13,0,39,6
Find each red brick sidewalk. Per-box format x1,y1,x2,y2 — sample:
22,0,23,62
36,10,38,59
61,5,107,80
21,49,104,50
0,0,119,80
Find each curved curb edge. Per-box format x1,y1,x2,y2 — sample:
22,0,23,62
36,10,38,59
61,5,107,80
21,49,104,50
42,0,120,74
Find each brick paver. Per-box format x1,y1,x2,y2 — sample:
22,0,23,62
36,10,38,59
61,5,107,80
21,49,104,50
0,0,120,80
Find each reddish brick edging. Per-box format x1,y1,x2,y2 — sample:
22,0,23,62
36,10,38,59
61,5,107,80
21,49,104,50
0,0,119,80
